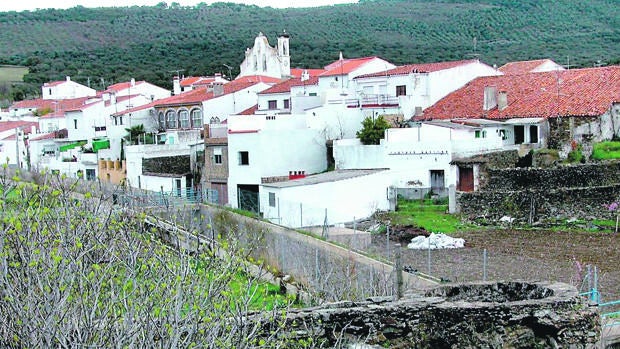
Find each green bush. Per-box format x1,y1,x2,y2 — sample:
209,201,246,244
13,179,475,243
591,141,620,160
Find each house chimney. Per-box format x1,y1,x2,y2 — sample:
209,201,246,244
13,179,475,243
483,86,497,111
414,106,423,117
173,76,181,95
66,76,71,82
130,78,135,87
497,90,508,111
213,82,224,97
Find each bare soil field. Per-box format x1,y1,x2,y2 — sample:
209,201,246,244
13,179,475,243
365,229,620,309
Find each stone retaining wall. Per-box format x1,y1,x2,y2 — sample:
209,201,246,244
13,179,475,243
253,281,600,348
458,161,620,222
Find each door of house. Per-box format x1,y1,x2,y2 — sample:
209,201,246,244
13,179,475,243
458,166,474,192
175,179,182,197
514,125,525,144
430,170,445,193
529,125,539,143
211,182,228,205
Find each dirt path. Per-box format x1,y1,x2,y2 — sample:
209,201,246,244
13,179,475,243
365,229,620,309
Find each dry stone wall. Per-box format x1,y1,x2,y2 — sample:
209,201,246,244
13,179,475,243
458,161,620,222
253,281,599,348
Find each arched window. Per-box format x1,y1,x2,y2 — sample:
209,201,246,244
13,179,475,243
191,109,202,128
210,116,220,124
179,109,189,128
166,110,177,129
158,112,165,129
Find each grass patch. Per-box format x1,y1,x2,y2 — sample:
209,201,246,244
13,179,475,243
592,141,620,160
0,65,28,82
388,198,468,233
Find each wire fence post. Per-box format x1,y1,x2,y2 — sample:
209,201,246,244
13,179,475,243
483,248,488,281
427,235,431,276
386,224,391,261
394,243,403,300
593,265,599,303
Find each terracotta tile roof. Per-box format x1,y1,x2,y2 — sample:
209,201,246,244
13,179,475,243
29,132,58,141
180,76,225,87
154,79,266,108
111,101,157,117
356,59,481,79
65,100,102,112
11,97,92,113
43,80,67,87
233,75,282,84
258,76,319,95
498,59,555,75
419,66,620,121
0,120,39,133
320,56,379,77
106,80,145,93
237,104,259,115
290,68,326,78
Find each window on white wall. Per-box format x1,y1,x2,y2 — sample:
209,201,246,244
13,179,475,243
268,192,276,207
213,147,222,164
191,109,202,128
166,110,177,129
283,99,290,109
396,85,407,96
268,100,277,109
239,151,249,165
179,110,190,128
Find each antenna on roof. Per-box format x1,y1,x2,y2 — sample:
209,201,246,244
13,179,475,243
563,56,572,70
168,69,185,78
467,37,480,59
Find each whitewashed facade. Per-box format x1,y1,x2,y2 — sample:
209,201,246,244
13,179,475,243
42,77,96,100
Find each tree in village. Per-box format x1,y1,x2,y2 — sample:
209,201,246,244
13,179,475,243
356,116,390,145
0,167,305,348
124,124,149,145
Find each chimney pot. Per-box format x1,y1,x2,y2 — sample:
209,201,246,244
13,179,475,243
483,86,498,111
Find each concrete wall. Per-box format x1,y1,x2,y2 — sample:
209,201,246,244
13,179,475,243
260,171,393,227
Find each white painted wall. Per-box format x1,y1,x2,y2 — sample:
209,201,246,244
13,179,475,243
238,33,290,79
112,81,171,100
42,78,96,100
226,122,327,209
354,60,501,117
202,82,272,123
125,143,191,191
260,170,393,227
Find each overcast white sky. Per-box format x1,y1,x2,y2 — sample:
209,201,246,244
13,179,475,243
0,0,358,12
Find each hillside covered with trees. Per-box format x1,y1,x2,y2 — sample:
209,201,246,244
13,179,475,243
0,0,618,101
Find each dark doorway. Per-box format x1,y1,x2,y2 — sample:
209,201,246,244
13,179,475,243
430,170,445,193
529,125,538,143
514,125,525,144
458,167,474,192
237,184,260,213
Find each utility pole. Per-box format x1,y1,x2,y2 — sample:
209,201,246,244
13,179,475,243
222,64,233,81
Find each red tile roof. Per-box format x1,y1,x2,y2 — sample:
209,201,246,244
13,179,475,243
0,121,39,133
419,66,620,121
498,59,556,75
154,79,268,108
111,101,157,117
43,80,67,87
180,76,225,87
29,132,58,141
237,104,259,115
320,56,379,77
258,76,319,95
233,75,282,84
356,59,481,79
290,68,326,78
11,97,92,114
106,80,145,93
65,100,102,112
